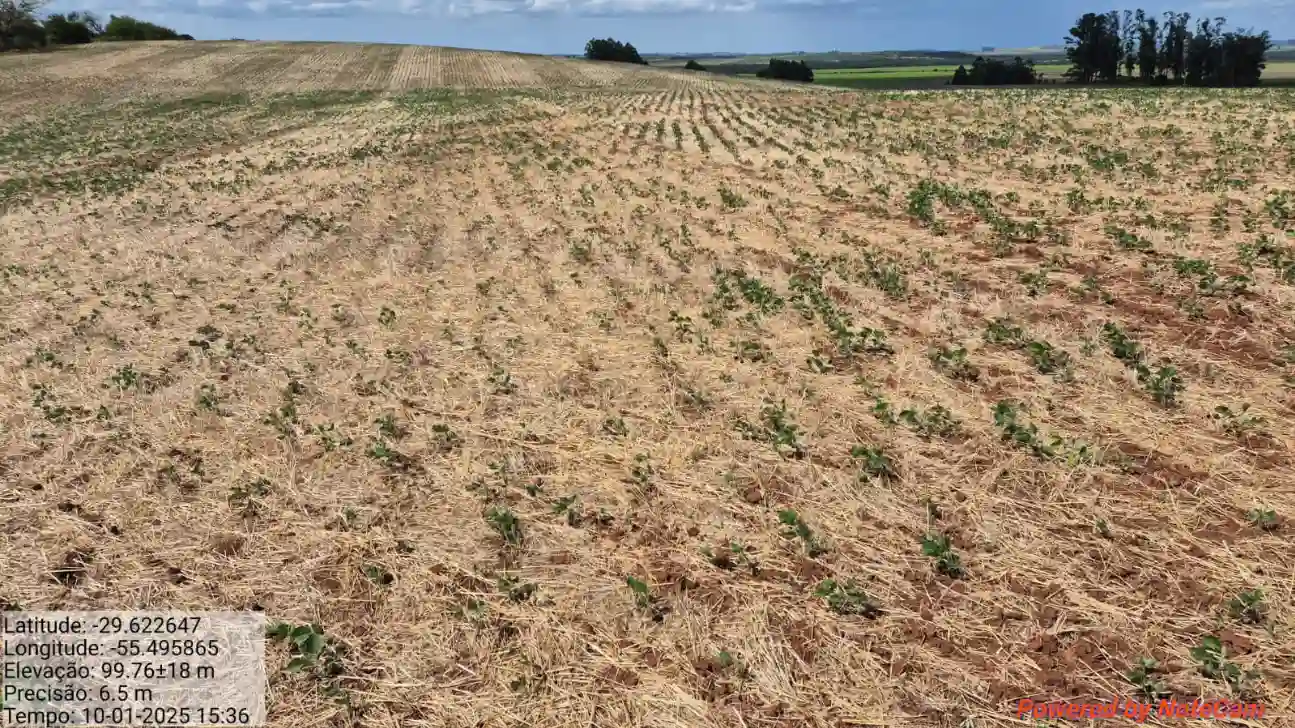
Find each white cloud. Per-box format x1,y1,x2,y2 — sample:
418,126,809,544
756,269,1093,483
445,0,528,16
579,0,758,12
445,0,759,14
294,0,371,9
58,0,866,19
1198,0,1293,8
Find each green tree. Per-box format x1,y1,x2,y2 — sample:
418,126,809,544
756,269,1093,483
1098,10,1124,81
1158,11,1191,82
0,0,47,50
1120,9,1137,77
1068,8,1270,88
756,58,813,82
1136,10,1159,81
1185,16,1223,86
1065,12,1101,83
43,10,101,45
583,37,647,65
684,59,706,71
954,56,1038,85
1218,29,1272,87
1189,20,1270,87
100,14,190,41
1064,11,1121,83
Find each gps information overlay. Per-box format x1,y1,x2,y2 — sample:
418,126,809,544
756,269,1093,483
1,612,267,726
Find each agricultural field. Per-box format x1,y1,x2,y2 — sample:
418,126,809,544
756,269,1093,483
648,51,1001,69
3,40,1295,728
1260,60,1295,84
808,62,1291,90
649,51,1035,86
811,64,1073,90
804,66,963,90
713,57,1293,90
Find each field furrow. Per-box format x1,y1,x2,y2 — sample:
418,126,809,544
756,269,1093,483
335,44,402,89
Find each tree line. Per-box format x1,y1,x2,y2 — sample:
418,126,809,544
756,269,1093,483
948,8,1271,86
951,56,1039,85
583,37,646,65
757,58,813,82
592,9,1272,89
1064,9,1271,86
1,0,190,51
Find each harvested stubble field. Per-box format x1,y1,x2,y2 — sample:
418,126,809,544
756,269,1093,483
3,40,1295,728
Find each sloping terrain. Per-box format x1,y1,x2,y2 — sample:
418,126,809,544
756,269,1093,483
0,40,740,109
2,42,1293,728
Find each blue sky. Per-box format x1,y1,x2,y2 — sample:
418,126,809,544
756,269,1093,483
47,0,1295,55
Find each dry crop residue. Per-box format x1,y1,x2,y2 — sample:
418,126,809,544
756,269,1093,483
2,41,1294,728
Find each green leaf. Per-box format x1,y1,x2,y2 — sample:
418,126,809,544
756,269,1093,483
920,534,947,556
302,632,326,657
289,625,314,645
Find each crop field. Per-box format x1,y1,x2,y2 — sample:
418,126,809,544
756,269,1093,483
746,63,1294,90
812,65,1073,89
812,63,1295,90
3,40,1295,728
809,67,962,90
1261,60,1295,83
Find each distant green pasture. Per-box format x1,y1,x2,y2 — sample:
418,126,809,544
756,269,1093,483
807,61,1293,89
811,63,1070,89
1263,61,1295,79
